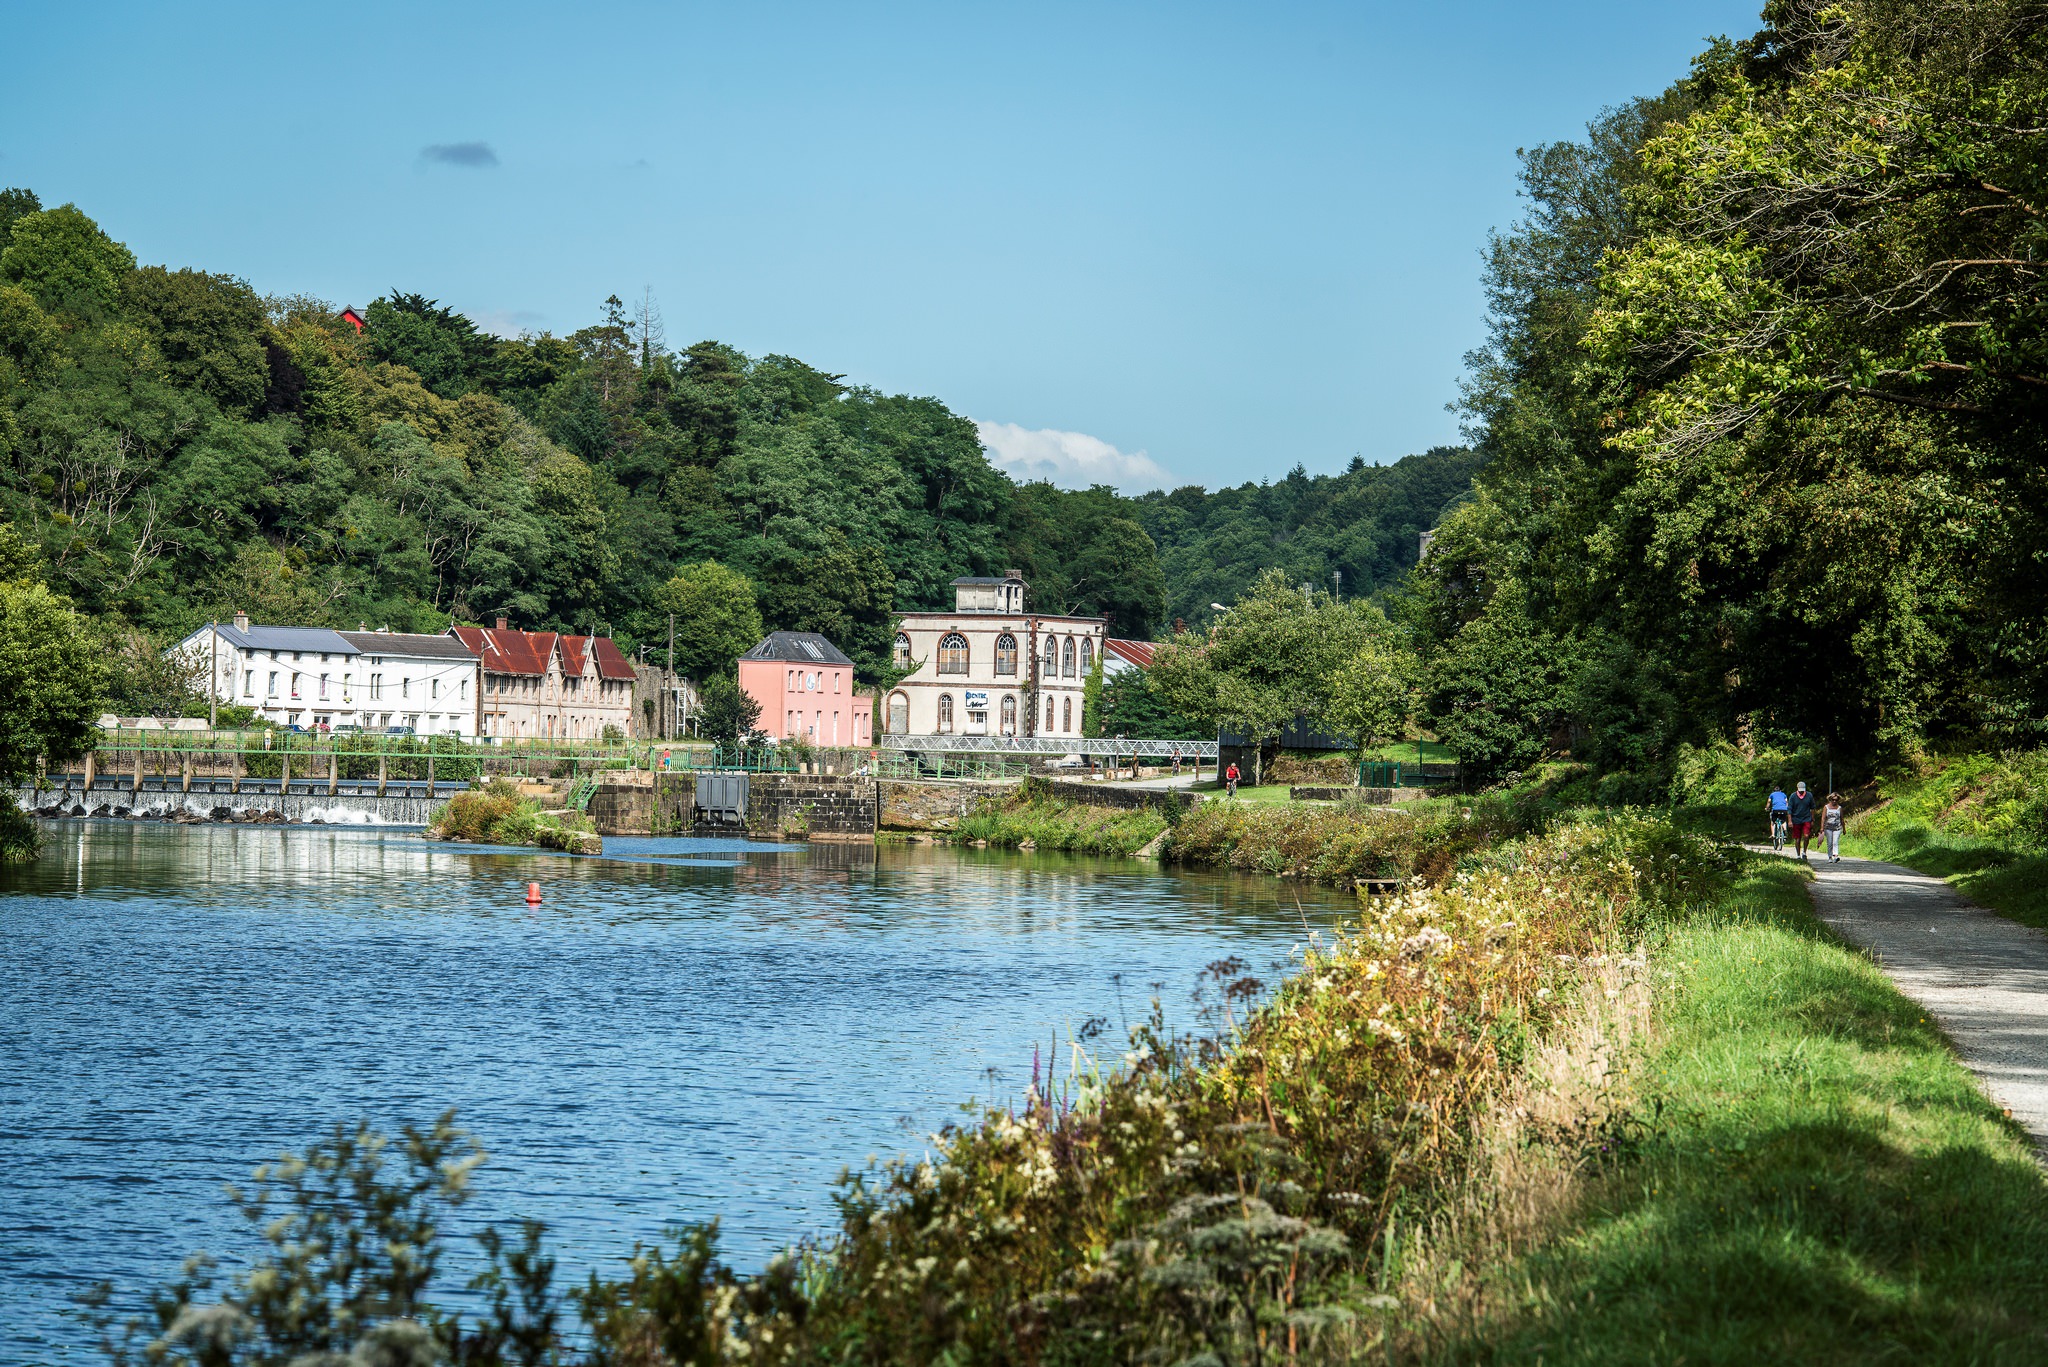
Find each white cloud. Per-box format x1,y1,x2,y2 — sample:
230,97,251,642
974,421,1172,494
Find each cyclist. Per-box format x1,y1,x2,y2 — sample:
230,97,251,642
1765,782,1790,850
1787,781,1816,860
1225,761,1241,798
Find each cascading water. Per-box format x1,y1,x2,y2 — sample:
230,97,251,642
12,782,445,826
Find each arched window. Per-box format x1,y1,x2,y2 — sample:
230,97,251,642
994,633,1018,676
892,633,912,670
937,692,954,733
1001,695,1017,735
1046,696,1056,732
938,633,969,675
1062,637,1076,677
1080,638,1094,674
1063,696,1073,731
887,691,909,734
1043,636,1058,675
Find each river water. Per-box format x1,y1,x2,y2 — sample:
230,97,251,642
0,821,1348,1363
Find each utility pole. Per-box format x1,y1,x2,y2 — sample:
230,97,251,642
209,622,218,730
666,611,676,740
1332,569,1342,602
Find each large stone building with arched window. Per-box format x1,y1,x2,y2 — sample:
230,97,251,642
883,572,1105,740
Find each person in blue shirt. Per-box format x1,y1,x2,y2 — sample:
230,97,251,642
1766,783,1790,847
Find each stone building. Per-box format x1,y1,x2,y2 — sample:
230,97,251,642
447,619,635,740
884,573,1104,739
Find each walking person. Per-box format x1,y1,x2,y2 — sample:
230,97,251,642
1822,792,1846,863
1765,781,1790,850
1225,761,1240,798
1787,781,1816,860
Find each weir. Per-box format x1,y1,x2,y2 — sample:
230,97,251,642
12,777,455,826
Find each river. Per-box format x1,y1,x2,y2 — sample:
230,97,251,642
0,820,1349,1363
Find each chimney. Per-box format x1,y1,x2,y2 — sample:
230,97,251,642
1004,567,1022,579
232,609,249,633
496,617,509,631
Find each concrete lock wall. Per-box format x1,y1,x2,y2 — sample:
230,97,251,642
878,779,1014,831
587,775,695,836
748,775,876,840
1031,777,1198,815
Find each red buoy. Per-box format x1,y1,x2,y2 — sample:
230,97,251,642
525,881,542,905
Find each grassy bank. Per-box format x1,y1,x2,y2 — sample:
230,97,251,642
951,780,1175,855
1433,856,2048,1363
427,783,598,853
1839,752,2048,931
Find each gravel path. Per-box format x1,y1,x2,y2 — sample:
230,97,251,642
1780,851,2048,1154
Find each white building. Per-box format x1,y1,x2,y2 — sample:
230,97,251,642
174,613,482,735
883,573,1105,739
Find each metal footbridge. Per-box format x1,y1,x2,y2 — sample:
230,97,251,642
877,735,1218,759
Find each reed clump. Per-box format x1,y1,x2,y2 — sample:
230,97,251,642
952,792,1170,855
93,813,1727,1366
428,782,595,852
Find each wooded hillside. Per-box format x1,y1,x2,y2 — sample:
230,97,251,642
0,190,1473,680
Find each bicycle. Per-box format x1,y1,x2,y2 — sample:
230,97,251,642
1770,813,1788,852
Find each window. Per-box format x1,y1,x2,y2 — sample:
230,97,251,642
1063,696,1073,731
290,671,301,698
402,678,411,699
1080,638,1095,674
937,693,954,733
893,633,912,669
267,671,278,696
1043,636,1058,675
460,678,468,700
887,692,909,734
319,673,329,699
787,669,794,690
994,633,1018,676
243,670,254,696
938,633,969,675
1001,694,1017,735
833,671,841,694
1062,637,1076,677
431,678,440,700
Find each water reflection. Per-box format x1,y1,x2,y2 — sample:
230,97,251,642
0,822,1348,1363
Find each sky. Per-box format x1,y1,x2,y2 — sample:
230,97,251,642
1,1,1764,493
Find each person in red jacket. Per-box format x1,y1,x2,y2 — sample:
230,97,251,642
1225,762,1240,798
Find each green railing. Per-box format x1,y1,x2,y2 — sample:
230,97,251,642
1357,759,1460,789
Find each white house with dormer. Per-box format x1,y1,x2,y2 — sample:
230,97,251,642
173,613,482,735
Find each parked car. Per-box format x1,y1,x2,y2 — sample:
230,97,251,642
385,726,416,736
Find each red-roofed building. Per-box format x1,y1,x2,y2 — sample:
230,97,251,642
1103,638,1157,674
449,619,637,740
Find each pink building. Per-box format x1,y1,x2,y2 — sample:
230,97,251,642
737,631,873,747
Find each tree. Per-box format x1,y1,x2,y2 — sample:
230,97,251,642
653,561,763,682
1148,570,1376,785
0,203,135,317
125,267,269,414
0,186,40,244
1325,636,1416,757
1424,586,1582,785
693,673,762,749
0,553,107,859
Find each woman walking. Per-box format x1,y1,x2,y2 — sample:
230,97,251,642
1822,792,1846,863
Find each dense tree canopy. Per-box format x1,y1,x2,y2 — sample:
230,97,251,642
1411,0,2048,772
0,194,1469,688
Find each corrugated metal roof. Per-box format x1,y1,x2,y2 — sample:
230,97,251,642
339,631,478,660
1105,638,1157,669
741,630,854,665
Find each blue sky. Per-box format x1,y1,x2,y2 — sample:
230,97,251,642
2,1,1763,492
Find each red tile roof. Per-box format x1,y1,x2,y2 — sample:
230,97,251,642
563,634,636,681
1106,638,1157,669
448,626,635,680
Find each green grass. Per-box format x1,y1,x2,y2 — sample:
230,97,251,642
1458,856,2048,1364
951,796,1168,854
1360,738,1459,764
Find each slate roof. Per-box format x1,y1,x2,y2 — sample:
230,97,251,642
741,631,854,666
199,623,358,655
339,631,479,660
1105,638,1157,669
949,575,1021,586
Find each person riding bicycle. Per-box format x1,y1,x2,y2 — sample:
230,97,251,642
1766,783,1790,848
1225,761,1241,798
1787,781,1817,860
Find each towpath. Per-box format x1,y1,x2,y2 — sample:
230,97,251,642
1772,851,2048,1155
